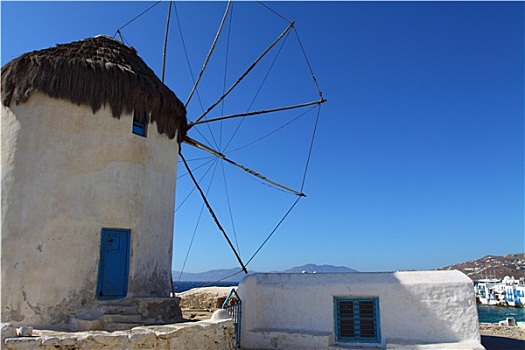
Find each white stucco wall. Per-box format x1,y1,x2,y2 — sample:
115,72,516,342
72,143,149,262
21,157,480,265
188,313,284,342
237,271,481,349
1,93,180,328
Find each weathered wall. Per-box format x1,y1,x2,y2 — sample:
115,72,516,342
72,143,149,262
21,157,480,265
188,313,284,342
238,271,482,349
1,93,179,328
2,317,235,349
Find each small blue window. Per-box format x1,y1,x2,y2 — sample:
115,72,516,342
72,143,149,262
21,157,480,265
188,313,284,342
334,297,380,343
132,113,147,137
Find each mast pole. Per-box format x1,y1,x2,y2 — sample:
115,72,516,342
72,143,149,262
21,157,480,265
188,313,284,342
179,152,248,274
161,0,173,83
192,21,295,124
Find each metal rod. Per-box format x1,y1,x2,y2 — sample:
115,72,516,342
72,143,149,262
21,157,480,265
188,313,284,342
179,152,248,274
184,136,306,197
161,0,173,83
188,98,326,127
192,21,295,124
185,1,233,107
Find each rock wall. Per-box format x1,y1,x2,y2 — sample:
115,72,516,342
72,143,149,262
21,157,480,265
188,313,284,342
178,287,235,310
2,317,235,349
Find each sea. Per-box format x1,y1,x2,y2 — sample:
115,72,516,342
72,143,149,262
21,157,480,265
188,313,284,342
174,281,525,324
173,281,239,293
477,305,525,323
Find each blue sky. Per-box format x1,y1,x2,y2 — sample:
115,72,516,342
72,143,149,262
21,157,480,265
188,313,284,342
2,1,523,275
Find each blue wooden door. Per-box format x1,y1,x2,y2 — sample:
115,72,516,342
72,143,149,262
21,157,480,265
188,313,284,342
97,228,130,299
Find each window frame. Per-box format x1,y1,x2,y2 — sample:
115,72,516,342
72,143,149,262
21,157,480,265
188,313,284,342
334,297,381,343
132,112,148,137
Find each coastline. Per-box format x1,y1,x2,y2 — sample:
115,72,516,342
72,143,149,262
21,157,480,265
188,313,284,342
480,324,525,350
479,323,525,340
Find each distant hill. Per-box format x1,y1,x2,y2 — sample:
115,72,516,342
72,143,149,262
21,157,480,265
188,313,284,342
438,253,525,280
173,264,358,282
172,268,247,283
174,254,525,283
282,264,358,274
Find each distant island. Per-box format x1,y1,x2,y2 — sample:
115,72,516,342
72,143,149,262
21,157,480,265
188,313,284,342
172,264,358,282
173,253,525,283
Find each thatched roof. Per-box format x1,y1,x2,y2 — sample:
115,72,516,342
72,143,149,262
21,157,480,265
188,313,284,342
1,35,187,141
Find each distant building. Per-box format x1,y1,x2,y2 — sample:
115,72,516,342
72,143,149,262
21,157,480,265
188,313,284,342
1,36,187,329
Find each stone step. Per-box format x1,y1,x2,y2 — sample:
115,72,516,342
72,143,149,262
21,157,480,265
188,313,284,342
98,300,135,306
70,314,144,332
69,297,182,331
100,313,142,324
96,304,138,315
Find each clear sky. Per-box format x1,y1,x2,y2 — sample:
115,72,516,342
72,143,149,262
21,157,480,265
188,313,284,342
2,1,523,275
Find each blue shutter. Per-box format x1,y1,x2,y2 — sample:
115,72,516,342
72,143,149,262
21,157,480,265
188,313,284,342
334,297,380,343
132,113,147,137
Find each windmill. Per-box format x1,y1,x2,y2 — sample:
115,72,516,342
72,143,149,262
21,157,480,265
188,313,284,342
0,0,324,331
116,0,326,285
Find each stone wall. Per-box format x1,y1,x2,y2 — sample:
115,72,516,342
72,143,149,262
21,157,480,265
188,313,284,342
176,287,237,321
2,316,235,349
178,287,235,310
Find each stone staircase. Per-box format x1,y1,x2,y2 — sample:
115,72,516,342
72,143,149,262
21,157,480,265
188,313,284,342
69,297,182,331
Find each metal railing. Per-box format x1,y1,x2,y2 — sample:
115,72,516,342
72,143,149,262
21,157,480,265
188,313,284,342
222,288,242,348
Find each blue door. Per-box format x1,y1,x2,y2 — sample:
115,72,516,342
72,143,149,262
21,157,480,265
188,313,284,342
97,228,130,300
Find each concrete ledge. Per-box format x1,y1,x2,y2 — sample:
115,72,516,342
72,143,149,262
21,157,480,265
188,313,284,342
329,344,383,350
386,340,485,349
251,327,331,336
245,328,331,350
328,340,485,350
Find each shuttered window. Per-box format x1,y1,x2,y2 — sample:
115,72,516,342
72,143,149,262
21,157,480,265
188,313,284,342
132,113,147,137
334,297,380,343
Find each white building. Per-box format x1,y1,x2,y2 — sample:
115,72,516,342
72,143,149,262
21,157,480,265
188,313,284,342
238,271,484,349
1,36,187,330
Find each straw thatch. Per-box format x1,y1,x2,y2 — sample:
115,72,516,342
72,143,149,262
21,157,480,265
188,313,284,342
1,35,187,141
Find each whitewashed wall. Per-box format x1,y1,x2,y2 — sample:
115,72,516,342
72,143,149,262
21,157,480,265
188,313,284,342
1,93,179,328
238,271,482,349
